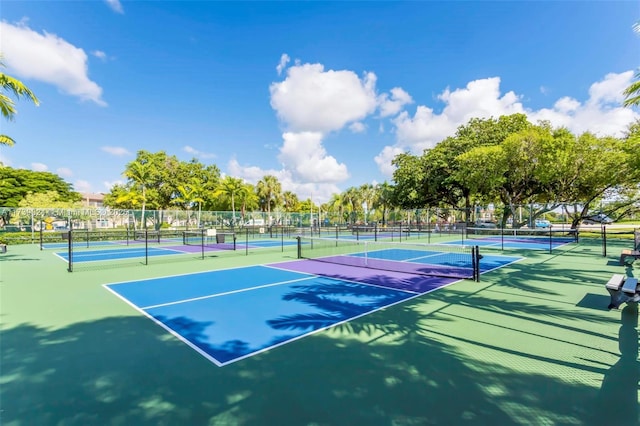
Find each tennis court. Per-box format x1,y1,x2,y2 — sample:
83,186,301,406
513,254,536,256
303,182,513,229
105,245,521,366
3,233,637,425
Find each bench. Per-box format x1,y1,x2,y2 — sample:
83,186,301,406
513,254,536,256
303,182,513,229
620,249,640,265
607,274,640,309
0,244,6,254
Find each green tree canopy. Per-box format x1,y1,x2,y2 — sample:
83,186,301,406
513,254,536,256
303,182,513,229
0,167,80,207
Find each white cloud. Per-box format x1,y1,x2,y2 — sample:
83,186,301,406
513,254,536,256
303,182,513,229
31,162,48,172
0,150,12,167
436,77,524,124
101,146,131,156
276,53,290,75
227,158,341,204
270,62,378,133
56,167,73,177
374,146,405,177
0,21,106,106
553,97,581,114
349,122,366,133
376,72,639,178
74,180,92,192
103,180,123,190
586,71,632,106
183,145,216,159
529,71,638,138
92,50,107,61
105,0,124,14
378,87,413,117
278,132,349,183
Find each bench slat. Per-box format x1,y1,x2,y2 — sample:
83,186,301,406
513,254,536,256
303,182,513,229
622,277,639,295
606,274,626,290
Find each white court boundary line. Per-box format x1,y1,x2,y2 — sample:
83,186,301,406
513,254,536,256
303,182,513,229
102,263,432,367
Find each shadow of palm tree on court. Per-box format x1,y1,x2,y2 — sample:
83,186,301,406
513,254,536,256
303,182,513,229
2,307,612,426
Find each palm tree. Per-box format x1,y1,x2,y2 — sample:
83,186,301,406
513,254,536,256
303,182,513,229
623,71,640,107
237,182,258,220
214,176,246,226
359,183,377,224
373,182,394,226
623,22,640,107
342,186,361,224
1,56,39,146
124,160,151,229
256,175,282,223
282,191,299,212
173,178,206,228
324,193,344,225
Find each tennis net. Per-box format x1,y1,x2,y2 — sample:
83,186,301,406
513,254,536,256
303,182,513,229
465,227,578,246
297,236,479,280
183,230,236,250
131,229,161,243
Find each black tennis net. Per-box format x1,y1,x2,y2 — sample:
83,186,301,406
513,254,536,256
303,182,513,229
297,236,480,281
183,230,236,250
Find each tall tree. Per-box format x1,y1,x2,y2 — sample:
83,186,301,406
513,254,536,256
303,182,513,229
342,186,362,224
281,191,300,212
256,175,282,221
373,182,394,226
172,178,206,228
0,56,40,147
359,183,377,223
214,176,246,225
123,160,151,229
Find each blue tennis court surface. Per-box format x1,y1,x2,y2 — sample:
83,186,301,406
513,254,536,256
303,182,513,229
105,249,521,366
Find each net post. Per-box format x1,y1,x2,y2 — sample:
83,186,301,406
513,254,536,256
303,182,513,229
477,246,480,281
296,236,302,259
427,209,431,244
86,228,90,248
39,219,43,250
471,245,476,281
201,228,205,260
364,240,368,266
245,228,248,256
145,229,148,265
602,224,607,257
549,226,552,254
67,223,73,272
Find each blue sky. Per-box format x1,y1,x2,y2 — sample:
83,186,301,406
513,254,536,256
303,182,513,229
1,1,639,203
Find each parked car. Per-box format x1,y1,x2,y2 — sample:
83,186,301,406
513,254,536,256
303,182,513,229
582,213,614,225
475,220,497,229
534,219,551,228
